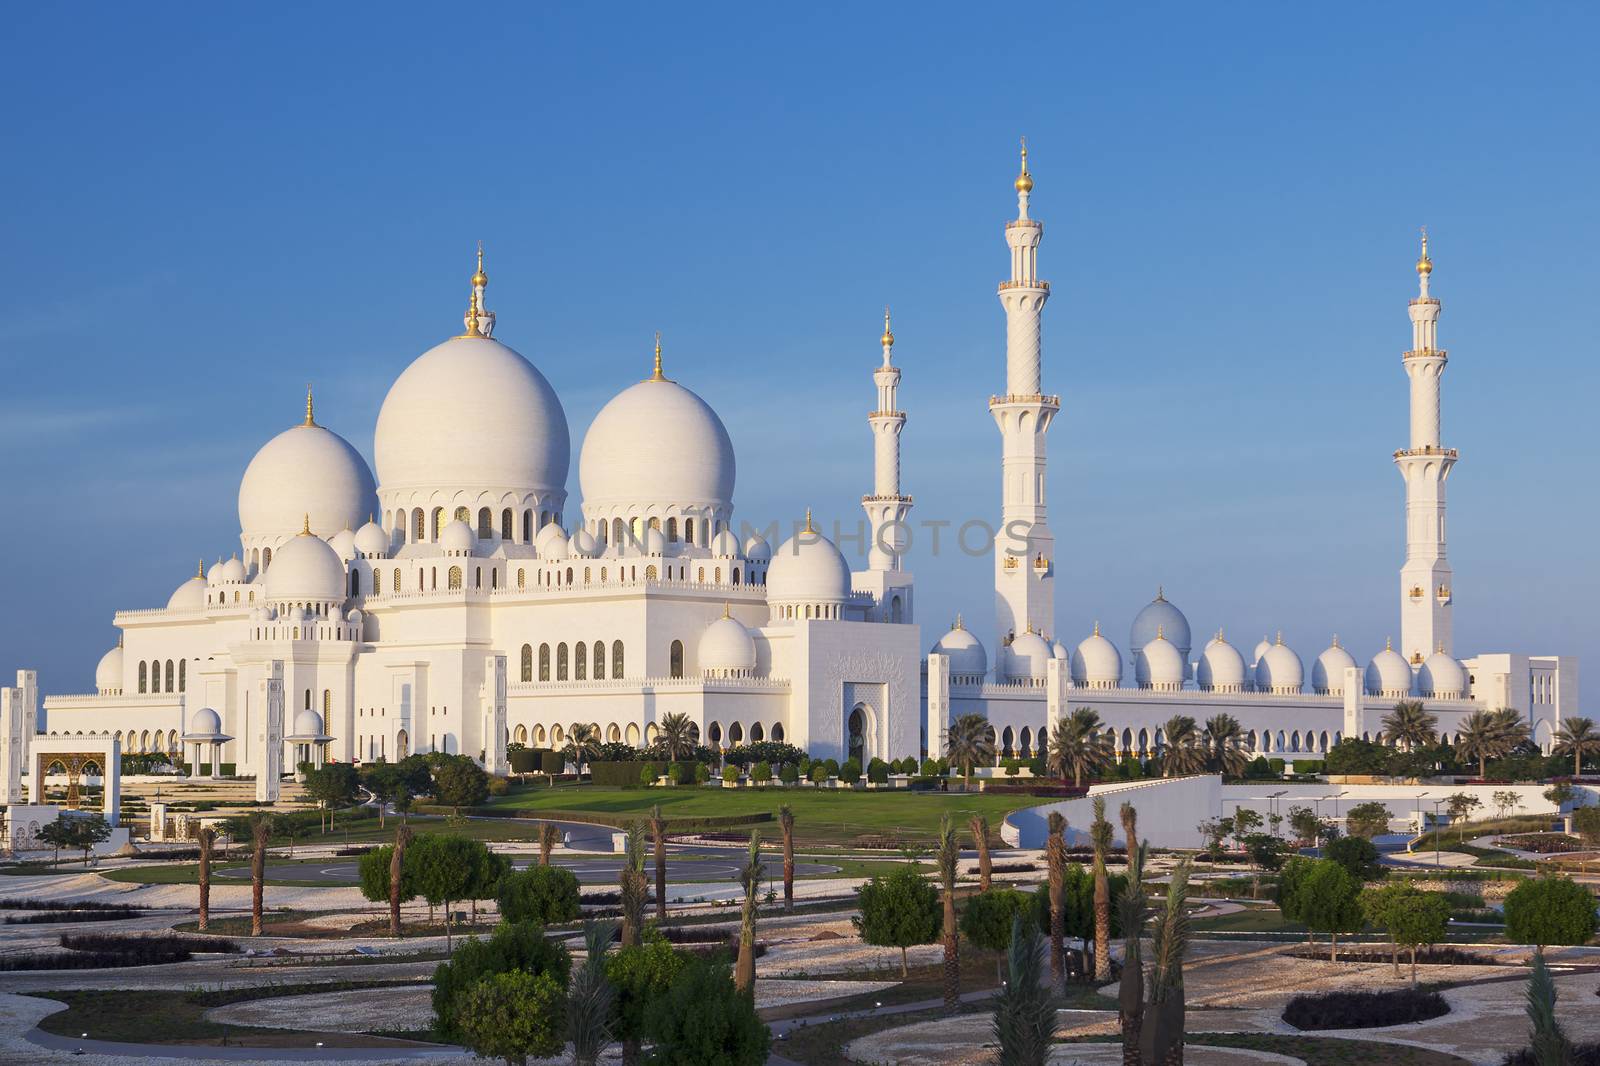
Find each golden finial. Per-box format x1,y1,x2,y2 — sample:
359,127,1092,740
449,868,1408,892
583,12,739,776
1014,136,1033,193
1156,624,1165,640
953,613,964,631
1092,620,1100,637
723,601,731,620
303,383,316,427
472,240,488,288
1156,585,1165,602
649,332,666,381
1385,636,1393,651
1332,633,1340,649
460,247,485,338
300,513,312,537
1416,226,1432,276
1275,630,1284,646
196,558,204,579
880,306,894,349
803,508,815,534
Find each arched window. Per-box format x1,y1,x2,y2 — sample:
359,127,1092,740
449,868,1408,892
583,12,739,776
646,564,658,580
575,641,587,680
593,640,605,680
431,507,444,540
733,569,740,585
584,566,591,583
557,643,569,681
613,517,625,544
771,722,784,742
413,509,425,542
600,567,607,581
751,723,764,742
520,644,532,683
697,567,705,582
499,508,513,540
351,570,360,597
431,567,438,590
138,661,147,693
323,689,332,715
714,567,721,583
455,505,470,523
666,517,678,541
178,659,186,692
474,567,482,589
685,518,695,544
612,640,624,679
670,640,683,678
263,547,272,570
164,660,174,692
490,569,498,590
522,510,533,542
565,567,573,585
517,568,526,590
478,507,492,539
539,644,551,682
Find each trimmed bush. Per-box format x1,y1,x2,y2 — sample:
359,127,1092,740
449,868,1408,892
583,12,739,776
751,761,772,784
508,748,541,774
1283,988,1448,1030
867,758,889,784
920,758,940,776
778,763,799,785
431,920,571,1042
1503,875,1599,945
840,758,861,783
694,763,711,784
589,761,660,787
809,764,829,783
721,765,740,784
539,750,566,775
498,865,581,926
1292,760,1325,775
1268,758,1286,775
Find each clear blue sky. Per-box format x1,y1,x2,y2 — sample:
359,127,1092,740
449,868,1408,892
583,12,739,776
3,5,1596,693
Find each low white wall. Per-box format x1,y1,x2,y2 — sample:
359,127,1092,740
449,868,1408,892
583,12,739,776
1002,775,1220,849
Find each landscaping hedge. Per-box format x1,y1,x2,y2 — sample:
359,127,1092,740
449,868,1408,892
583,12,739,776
589,761,661,787
1283,988,1448,1030
414,805,772,831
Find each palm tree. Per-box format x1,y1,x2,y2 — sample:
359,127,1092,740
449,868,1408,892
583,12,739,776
569,919,617,1066
197,826,215,932
945,714,996,790
1047,707,1114,787
619,822,648,948
1382,701,1439,752
538,822,560,866
779,805,796,912
389,824,412,938
655,711,697,762
735,831,762,993
1554,717,1600,778
1141,859,1193,1066
991,913,1052,1066
1159,715,1206,777
1458,707,1531,778
1202,713,1249,777
936,813,960,1007
1090,797,1113,982
563,722,602,776
970,814,992,891
1117,832,1149,1066
1045,811,1067,988
650,805,668,923
248,813,275,936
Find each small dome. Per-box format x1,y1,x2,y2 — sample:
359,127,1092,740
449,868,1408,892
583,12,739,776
95,644,124,692
1052,641,1069,660
1008,631,1052,682
207,559,228,582
1130,589,1191,659
290,707,326,738
571,526,600,558
1312,640,1359,695
1418,650,1468,699
440,519,476,556
767,522,850,605
1255,639,1304,693
710,529,741,556
744,535,772,562
219,556,247,582
187,706,223,738
264,531,347,603
167,574,207,611
328,527,357,561
699,613,757,675
931,622,987,680
1136,634,1185,690
1366,643,1415,697
1071,626,1123,688
1196,635,1247,692
643,526,667,555
239,420,377,545
1252,636,1273,667
536,523,570,561
354,520,389,558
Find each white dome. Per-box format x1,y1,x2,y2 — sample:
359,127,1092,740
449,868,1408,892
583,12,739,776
95,645,124,692
207,559,228,582
710,529,741,557
1196,636,1247,692
187,707,223,738
375,335,569,499
328,527,357,561
1136,634,1185,690
1252,637,1273,667
1255,640,1304,693
579,375,734,515
699,614,757,675
1008,632,1052,681
354,520,389,558
1071,626,1123,687
264,531,346,603
744,535,772,562
536,523,570,561
767,525,850,605
1366,644,1415,697
219,556,247,583
931,623,987,680
1052,641,1069,660
1418,650,1468,699
167,574,207,611
290,707,327,739
439,519,476,556
1312,641,1359,695
570,527,600,558
239,420,377,544
1131,590,1191,659
643,527,667,555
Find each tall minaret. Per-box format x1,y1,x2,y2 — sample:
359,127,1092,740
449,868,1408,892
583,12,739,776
992,139,1058,669
1395,228,1455,663
863,308,912,572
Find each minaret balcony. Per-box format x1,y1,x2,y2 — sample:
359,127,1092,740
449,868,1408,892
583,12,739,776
997,279,1050,292
861,493,914,504
1393,446,1458,459
1005,219,1043,231
990,393,1061,410
1403,348,1448,360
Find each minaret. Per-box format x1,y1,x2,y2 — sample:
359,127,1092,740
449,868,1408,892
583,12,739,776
863,308,912,572
992,139,1058,668
1395,228,1455,663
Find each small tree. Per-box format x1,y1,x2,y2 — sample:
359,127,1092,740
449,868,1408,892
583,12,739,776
1543,782,1576,810
1387,889,1451,985
721,765,740,785
455,970,567,1066
432,755,490,816
840,757,862,784
1325,836,1384,882
302,763,360,832
411,834,491,949
643,956,770,1066
1230,807,1263,849
1574,806,1600,845
46,814,112,866
1445,792,1482,841
568,920,616,1066
1344,801,1390,840
1242,833,1289,899
607,936,687,1064
1523,948,1573,1066
1287,805,1322,847
358,839,418,931
854,865,940,977
808,762,829,784
498,863,580,926
751,761,773,784
960,887,1033,981
432,920,571,1043
991,913,1052,1066
1297,859,1364,961
1493,789,1523,821
1504,876,1599,946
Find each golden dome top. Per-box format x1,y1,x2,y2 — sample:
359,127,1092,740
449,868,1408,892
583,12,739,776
1416,227,1432,276
880,306,894,348
1014,137,1033,193
472,241,488,288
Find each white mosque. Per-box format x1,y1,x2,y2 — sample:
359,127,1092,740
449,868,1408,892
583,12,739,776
17,146,1577,790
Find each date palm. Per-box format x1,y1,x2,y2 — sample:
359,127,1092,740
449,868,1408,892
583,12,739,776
618,821,649,948
1458,707,1530,779
1159,715,1205,777
1554,717,1600,778
970,813,992,891
197,826,214,932
248,813,275,936
945,713,996,790
1118,834,1149,1066
735,831,762,993
563,722,602,776
1141,859,1193,1066
569,919,617,1066
1045,811,1067,988
655,711,696,762
937,813,961,1006
650,804,668,922
1202,713,1248,777
1048,707,1114,787
1090,797,1113,982
389,824,412,937
779,805,796,912
1382,701,1438,752
538,822,560,866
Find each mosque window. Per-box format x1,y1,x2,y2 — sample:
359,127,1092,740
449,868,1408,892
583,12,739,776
613,518,625,544
670,640,683,679
448,566,463,590
575,642,587,680
431,567,438,590
263,547,272,570
593,640,605,680
178,660,186,693
685,518,695,544
164,660,174,692
646,565,658,581
138,661,147,693
600,567,607,582
351,571,360,597
539,643,550,681
474,567,482,589
522,510,532,542
584,567,591,583
714,567,722,584
455,505,470,524
733,569,740,585
478,508,492,539
520,644,532,683
697,567,705,582
431,508,443,540
612,640,624,678
323,689,331,715
566,567,573,585
517,568,525,590
501,509,513,540
557,643,569,681
666,517,678,541
491,569,498,590
414,509,425,542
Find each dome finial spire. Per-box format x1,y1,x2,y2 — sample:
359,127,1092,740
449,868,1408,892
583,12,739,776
880,305,894,362
723,601,731,620
954,613,964,631
300,513,312,537
196,558,204,579
1416,225,1433,296
803,507,815,534
461,243,494,338
650,331,666,381
304,383,315,427
1015,136,1032,194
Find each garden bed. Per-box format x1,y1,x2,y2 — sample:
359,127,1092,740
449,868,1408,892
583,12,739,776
1283,987,1449,1030
1284,945,1498,966
1497,832,1584,853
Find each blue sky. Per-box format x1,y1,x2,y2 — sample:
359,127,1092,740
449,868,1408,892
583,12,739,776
3,5,1596,692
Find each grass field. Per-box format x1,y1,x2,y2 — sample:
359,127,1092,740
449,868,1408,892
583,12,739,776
480,785,1026,846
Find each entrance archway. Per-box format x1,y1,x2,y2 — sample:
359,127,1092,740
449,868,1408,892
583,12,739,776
395,729,410,758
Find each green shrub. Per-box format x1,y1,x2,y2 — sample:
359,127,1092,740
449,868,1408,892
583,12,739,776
455,969,566,1063
751,761,772,784
809,764,829,783
824,758,841,777
590,761,660,787
867,758,889,784
1026,757,1046,776
721,765,739,784
840,758,861,783
508,748,541,774
694,763,711,785
539,750,565,775
1574,806,1600,844
431,920,571,1041
1246,756,1273,778
643,956,770,1065
1292,760,1325,775
1268,758,1286,775
497,864,580,926
778,763,799,785
1503,876,1598,946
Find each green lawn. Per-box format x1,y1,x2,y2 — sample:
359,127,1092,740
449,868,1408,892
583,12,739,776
481,785,1025,846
